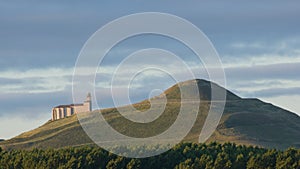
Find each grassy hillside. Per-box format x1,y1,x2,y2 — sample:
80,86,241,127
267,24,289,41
1,79,300,150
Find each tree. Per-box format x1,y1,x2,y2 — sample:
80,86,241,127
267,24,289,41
246,155,266,169
65,156,77,169
214,152,232,169
233,154,246,169
261,150,277,169
126,159,141,169
276,148,300,169
106,156,126,169
175,158,193,169
0,142,299,169
192,154,213,169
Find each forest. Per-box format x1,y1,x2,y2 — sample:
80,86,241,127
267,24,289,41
0,142,299,169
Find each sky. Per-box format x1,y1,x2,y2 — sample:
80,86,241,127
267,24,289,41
0,1,300,139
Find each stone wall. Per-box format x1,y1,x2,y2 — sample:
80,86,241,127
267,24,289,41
51,93,92,121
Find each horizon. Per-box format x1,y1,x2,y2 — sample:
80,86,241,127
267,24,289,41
1,1,300,139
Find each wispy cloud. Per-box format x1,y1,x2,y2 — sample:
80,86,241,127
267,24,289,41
0,67,73,79
223,38,300,67
230,41,266,49
0,68,73,94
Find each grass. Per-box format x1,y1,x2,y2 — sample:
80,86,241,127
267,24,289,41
1,79,300,150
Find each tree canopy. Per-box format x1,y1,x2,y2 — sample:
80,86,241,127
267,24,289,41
0,142,299,169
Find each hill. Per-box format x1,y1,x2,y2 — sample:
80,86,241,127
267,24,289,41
1,79,300,150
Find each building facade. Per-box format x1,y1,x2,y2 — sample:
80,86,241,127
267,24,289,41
51,93,92,121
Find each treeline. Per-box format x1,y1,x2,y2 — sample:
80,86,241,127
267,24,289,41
0,142,299,169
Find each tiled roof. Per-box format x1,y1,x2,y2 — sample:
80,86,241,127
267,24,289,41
54,103,83,108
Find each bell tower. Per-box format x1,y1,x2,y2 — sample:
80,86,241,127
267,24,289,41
85,92,92,111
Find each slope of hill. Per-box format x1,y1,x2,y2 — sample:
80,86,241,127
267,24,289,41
1,79,300,150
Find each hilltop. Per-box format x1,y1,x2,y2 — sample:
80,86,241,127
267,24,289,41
1,79,300,150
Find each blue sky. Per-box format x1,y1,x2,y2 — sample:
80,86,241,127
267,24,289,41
0,1,300,139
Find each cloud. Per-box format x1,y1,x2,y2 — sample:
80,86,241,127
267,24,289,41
230,42,266,49
0,67,73,94
1,60,299,96
225,62,300,81
0,91,72,117
223,37,300,67
237,87,300,98
0,113,50,139
0,67,73,79
223,54,300,67
223,62,300,98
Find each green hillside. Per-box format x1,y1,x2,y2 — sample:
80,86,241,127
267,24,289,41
1,79,300,150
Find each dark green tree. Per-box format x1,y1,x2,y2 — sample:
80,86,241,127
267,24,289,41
233,153,246,169
106,156,126,169
126,159,141,169
213,152,232,169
